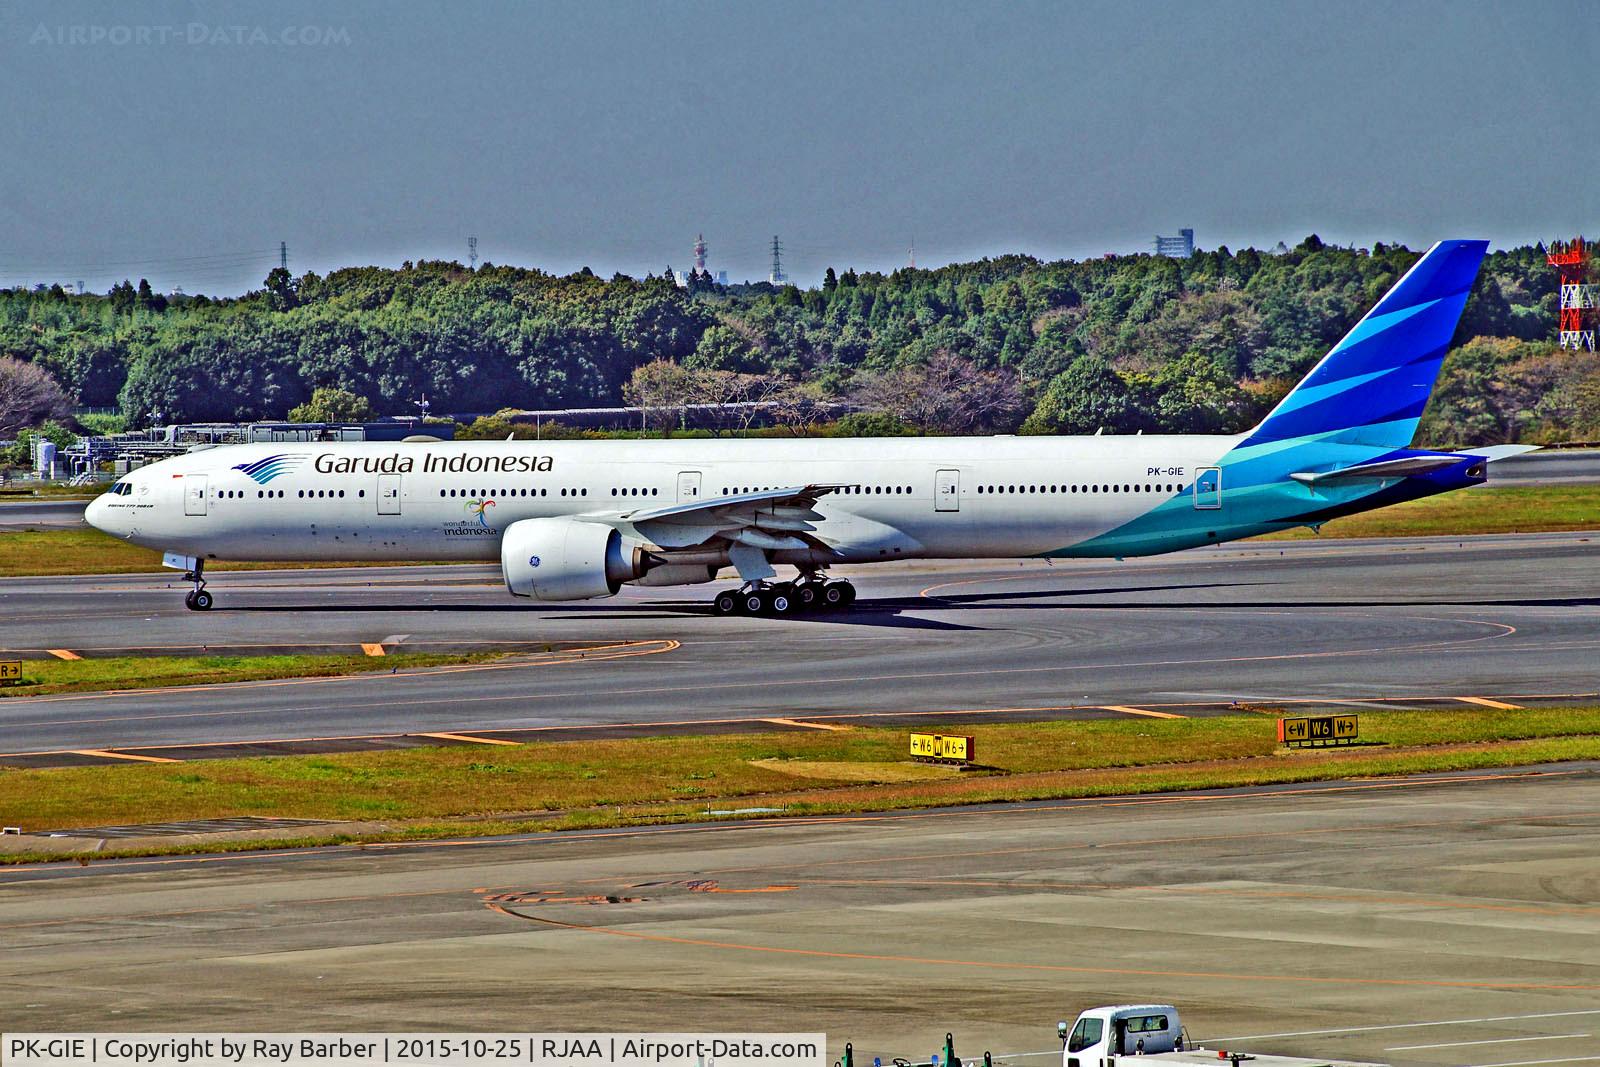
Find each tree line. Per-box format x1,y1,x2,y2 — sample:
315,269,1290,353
1,236,1592,448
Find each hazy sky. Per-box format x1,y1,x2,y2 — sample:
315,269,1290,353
0,0,1594,294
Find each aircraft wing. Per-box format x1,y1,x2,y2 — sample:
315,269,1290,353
582,484,844,552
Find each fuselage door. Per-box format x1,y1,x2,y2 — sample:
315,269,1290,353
935,469,960,512
677,471,702,502
1193,466,1222,509
183,475,208,516
377,473,402,515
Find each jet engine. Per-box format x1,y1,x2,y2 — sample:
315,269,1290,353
500,517,655,601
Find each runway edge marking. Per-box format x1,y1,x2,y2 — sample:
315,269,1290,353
414,732,520,746
71,749,180,763
1100,705,1185,719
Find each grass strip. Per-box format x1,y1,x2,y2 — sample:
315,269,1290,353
0,651,502,698
1253,483,1600,540
2,707,1597,863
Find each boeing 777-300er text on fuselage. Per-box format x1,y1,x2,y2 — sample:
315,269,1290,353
87,240,1534,615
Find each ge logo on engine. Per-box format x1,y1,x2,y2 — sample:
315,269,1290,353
528,555,541,568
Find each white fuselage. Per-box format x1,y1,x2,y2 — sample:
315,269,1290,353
87,434,1241,565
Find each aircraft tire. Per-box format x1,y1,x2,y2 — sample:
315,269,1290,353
712,591,740,616
190,589,214,611
796,583,820,611
741,591,766,615
761,586,794,616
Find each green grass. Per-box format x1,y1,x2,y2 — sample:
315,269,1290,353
0,527,166,575
0,651,500,698
1254,483,1600,540
3,707,1598,860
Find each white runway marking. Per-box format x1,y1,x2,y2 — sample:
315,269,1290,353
1213,1009,1600,1041
1388,1035,1589,1052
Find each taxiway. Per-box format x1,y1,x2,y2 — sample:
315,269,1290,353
0,531,1597,762
1,766,1596,1066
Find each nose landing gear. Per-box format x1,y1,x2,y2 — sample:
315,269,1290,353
182,562,213,611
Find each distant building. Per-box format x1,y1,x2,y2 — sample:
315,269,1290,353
1154,229,1195,257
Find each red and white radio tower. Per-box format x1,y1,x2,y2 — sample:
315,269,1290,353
1548,237,1597,352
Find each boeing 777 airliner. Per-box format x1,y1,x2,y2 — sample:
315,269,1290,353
86,240,1531,615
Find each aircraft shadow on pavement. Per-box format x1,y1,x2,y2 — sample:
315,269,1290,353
216,582,1596,625
228,601,985,631
910,581,1259,607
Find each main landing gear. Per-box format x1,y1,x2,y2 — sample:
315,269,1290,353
182,561,213,611
710,576,856,617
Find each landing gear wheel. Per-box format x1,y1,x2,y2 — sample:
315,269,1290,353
762,585,795,616
182,561,210,611
796,583,820,610
712,591,740,616
741,590,766,615
821,581,854,610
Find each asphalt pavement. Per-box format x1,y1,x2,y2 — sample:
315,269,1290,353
2,765,1595,1065
1,530,1597,761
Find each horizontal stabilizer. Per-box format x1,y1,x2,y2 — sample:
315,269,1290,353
1291,455,1463,484
1457,444,1541,462
1290,444,1539,485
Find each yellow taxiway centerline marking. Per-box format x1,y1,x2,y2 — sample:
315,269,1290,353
414,732,520,746
360,643,386,657
1101,705,1185,719
762,718,851,732
72,749,180,763
1456,696,1525,710
46,649,82,661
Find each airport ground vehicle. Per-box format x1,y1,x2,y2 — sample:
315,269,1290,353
85,241,1529,615
1058,1005,1384,1067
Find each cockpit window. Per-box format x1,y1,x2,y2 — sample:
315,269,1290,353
108,482,133,496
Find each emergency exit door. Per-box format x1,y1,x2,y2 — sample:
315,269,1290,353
184,475,208,516
1192,466,1221,509
935,469,960,512
377,474,402,515
677,471,702,502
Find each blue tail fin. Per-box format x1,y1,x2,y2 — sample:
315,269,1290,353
1243,240,1488,449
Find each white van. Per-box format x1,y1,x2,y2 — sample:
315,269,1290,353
1059,1004,1184,1067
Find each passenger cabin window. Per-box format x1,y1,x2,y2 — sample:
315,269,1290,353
1067,1018,1103,1054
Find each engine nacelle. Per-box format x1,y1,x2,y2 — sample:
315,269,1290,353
500,517,651,601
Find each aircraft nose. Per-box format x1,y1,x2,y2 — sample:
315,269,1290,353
84,494,116,535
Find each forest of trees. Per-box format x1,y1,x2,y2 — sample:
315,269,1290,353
1,237,1594,449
